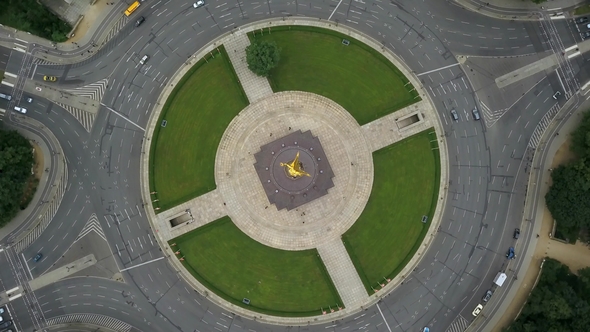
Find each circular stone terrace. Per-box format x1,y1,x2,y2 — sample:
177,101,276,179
215,91,373,250
141,18,449,325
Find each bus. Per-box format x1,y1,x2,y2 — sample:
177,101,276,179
124,1,141,16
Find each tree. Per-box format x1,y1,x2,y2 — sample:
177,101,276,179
531,0,547,3
571,111,590,159
245,40,281,77
0,129,34,227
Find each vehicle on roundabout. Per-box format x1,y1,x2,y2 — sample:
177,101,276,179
513,228,520,239
482,289,493,302
506,247,516,259
13,106,27,114
193,0,205,8
422,327,430,332
472,304,483,317
575,16,588,24
33,253,43,262
43,75,57,82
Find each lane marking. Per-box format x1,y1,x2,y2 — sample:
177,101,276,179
417,63,460,76
119,256,165,272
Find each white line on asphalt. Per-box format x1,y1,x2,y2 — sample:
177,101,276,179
328,0,343,21
119,256,165,272
564,44,579,52
1,81,14,87
417,63,459,76
4,72,16,78
376,303,392,332
8,293,22,301
21,253,33,280
567,51,581,59
5,287,19,294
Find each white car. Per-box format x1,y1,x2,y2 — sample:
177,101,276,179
13,106,27,114
139,55,149,65
472,304,483,317
193,0,205,8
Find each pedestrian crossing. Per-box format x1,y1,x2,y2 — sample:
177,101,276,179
65,79,108,101
445,315,469,332
46,313,132,332
102,16,130,44
75,213,107,243
56,103,96,133
528,103,560,149
31,58,61,66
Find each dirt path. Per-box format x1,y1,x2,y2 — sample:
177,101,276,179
490,139,590,331
67,0,109,43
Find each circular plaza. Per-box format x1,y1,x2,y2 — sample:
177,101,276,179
143,20,446,322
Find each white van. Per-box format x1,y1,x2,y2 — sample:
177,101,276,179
0,93,12,101
13,106,27,114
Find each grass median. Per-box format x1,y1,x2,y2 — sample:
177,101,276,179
170,217,343,316
149,47,248,211
249,26,420,125
343,130,440,293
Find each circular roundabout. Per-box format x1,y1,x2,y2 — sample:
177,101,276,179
145,21,444,322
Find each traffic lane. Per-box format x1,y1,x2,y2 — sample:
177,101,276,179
36,279,172,332
5,295,32,332
0,249,19,293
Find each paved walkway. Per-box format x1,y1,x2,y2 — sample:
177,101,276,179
317,239,368,309
362,100,434,152
223,33,273,103
157,189,227,241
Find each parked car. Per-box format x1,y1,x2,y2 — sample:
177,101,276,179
0,320,12,329
513,228,520,239
583,31,590,40
33,253,43,262
193,0,205,8
506,247,515,259
575,16,588,24
472,304,483,317
450,109,459,121
43,75,57,82
482,289,493,302
472,107,481,120
422,327,430,332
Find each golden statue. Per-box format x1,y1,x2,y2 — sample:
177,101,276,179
280,152,311,178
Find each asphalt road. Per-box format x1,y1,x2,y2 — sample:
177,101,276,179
0,0,588,331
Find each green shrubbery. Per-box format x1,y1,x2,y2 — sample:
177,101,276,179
0,0,71,42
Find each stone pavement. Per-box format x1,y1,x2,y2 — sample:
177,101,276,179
317,239,367,309
223,33,274,103
156,189,227,241
362,100,434,152
142,17,449,325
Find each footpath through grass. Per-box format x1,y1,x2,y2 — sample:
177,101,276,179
0,0,71,42
249,26,420,125
150,47,248,211
170,217,343,316
343,130,440,293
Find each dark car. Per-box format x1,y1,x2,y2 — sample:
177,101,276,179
575,16,588,24
506,247,515,259
135,16,145,27
33,253,43,262
583,31,590,40
482,289,493,302
513,228,520,239
0,320,12,329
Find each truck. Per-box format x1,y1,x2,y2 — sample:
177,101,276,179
494,272,507,287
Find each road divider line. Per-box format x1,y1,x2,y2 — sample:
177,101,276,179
417,63,460,77
564,44,578,52
22,253,34,280
119,256,165,272
15,38,28,44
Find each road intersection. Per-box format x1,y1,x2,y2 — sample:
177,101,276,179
0,0,588,331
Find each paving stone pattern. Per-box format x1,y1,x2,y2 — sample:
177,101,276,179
223,32,274,103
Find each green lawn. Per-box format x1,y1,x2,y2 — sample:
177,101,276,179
343,130,440,293
170,217,343,316
249,26,420,125
574,5,590,16
149,47,248,211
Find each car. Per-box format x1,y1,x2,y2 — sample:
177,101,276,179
552,91,561,100
13,106,27,114
450,109,459,121
583,31,590,40
135,16,145,27
472,304,483,317
33,253,43,262
0,93,11,101
0,307,4,314
575,16,588,24
0,321,12,329
506,247,515,259
513,228,520,239
472,107,480,120
26,96,33,103
139,55,149,65
193,0,205,8
422,327,430,332
43,75,57,82
482,289,493,302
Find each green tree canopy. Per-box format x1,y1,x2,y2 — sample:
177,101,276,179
245,40,281,77
0,129,34,227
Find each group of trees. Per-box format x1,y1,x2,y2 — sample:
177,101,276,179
0,129,34,228
508,259,590,331
0,0,71,42
545,111,590,241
